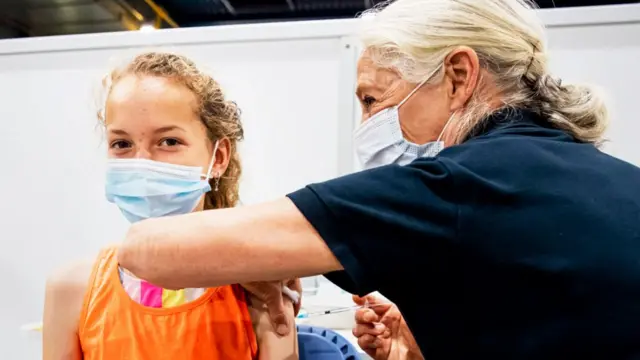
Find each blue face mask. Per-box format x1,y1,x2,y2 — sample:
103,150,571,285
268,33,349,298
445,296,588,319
105,141,219,223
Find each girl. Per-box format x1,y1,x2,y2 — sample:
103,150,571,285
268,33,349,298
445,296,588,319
42,52,298,360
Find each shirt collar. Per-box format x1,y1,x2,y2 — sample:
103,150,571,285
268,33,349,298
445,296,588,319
462,107,560,142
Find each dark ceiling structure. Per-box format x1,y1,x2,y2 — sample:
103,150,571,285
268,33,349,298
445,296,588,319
158,0,640,26
0,0,637,39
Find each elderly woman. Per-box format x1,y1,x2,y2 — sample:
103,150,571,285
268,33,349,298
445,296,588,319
117,0,640,358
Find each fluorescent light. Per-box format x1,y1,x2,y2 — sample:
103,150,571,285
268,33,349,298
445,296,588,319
139,24,156,32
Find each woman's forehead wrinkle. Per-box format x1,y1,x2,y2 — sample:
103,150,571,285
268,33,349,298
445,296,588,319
358,65,401,97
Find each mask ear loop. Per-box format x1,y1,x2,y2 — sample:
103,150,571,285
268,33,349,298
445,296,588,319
397,63,443,109
205,140,221,191
437,112,457,143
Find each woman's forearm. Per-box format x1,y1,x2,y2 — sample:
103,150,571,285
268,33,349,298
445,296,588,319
118,198,342,289
399,317,424,360
405,348,425,360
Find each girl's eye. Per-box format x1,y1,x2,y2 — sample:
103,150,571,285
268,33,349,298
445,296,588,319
159,138,181,147
110,140,131,149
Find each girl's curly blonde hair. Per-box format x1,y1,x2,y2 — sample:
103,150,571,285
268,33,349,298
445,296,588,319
98,52,244,209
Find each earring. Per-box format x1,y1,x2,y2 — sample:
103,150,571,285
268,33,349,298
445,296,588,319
214,173,220,192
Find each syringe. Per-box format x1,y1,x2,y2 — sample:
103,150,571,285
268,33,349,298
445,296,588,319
297,303,386,318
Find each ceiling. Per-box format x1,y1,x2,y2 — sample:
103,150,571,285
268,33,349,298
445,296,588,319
0,0,637,39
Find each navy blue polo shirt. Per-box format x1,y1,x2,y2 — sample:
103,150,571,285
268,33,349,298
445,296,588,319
287,109,640,359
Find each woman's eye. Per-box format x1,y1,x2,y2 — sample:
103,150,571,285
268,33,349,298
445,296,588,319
362,95,376,108
110,140,131,149
159,138,181,147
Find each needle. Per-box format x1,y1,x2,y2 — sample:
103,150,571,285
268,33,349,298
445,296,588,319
298,303,386,318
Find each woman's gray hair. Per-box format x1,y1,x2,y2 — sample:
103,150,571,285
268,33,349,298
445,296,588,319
358,0,609,146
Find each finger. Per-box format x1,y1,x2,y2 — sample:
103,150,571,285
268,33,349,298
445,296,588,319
352,323,370,337
355,308,380,324
357,334,383,351
353,293,383,305
357,334,376,349
281,286,300,304
379,326,392,339
286,278,302,294
353,294,394,317
352,322,386,337
263,289,291,336
290,279,302,315
241,282,268,301
352,294,369,306
244,282,292,337
284,279,302,316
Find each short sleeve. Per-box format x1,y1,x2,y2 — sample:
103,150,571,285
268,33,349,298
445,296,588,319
286,158,459,296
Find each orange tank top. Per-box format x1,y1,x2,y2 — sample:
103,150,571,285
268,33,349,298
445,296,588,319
78,246,258,359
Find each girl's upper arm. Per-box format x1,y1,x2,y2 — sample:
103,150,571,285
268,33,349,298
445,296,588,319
43,260,93,360
249,295,299,360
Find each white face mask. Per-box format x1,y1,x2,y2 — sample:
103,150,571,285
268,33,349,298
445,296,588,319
354,64,455,170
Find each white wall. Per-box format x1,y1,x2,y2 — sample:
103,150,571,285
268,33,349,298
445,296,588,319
0,3,639,358
543,11,640,165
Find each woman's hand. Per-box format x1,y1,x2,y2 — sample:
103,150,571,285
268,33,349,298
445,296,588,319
352,294,423,360
242,279,302,336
